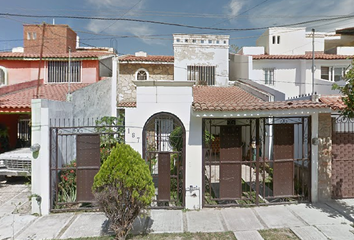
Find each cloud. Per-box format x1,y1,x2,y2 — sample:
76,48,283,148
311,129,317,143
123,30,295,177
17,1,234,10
224,0,248,17
85,0,164,45
224,0,354,32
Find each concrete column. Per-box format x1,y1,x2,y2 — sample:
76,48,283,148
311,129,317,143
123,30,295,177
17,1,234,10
111,56,118,117
31,99,50,215
185,116,202,210
311,112,319,202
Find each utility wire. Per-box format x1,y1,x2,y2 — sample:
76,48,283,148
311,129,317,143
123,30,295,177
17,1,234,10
1,12,354,31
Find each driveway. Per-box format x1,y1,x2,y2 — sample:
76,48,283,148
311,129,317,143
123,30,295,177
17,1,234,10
0,176,31,217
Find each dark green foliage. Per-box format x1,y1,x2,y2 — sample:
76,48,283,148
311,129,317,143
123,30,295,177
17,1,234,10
169,126,183,152
95,114,125,162
92,144,155,240
332,60,354,118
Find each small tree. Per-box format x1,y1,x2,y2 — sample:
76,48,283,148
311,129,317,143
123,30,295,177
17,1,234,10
332,60,354,118
92,144,155,240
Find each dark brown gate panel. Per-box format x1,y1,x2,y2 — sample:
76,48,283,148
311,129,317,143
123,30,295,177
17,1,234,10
273,124,294,196
76,134,100,202
332,132,354,198
219,126,242,199
158,152,171,201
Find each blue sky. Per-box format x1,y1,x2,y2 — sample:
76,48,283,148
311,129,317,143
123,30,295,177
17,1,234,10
1,0,354,56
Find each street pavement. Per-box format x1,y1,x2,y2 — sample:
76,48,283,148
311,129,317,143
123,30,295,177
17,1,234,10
1,179,354,239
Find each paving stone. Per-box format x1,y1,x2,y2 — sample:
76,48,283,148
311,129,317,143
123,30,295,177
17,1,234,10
60,213,108,239
255,205,305,228
0,214,37,240
234,230,264,240
291,226,328,240
150,210,183,233
186,209,224,232
287,203,351,225
221,208,264,231
16,213,74,240
316,224,354,240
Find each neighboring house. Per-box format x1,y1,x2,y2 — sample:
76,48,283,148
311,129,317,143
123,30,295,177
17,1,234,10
230,27,354,100
0,23,115,151
124,33,342,211
118,52,174,106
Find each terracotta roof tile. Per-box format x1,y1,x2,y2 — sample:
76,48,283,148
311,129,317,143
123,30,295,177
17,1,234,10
192,86,328,111
120,55,174,63
117,102,137,108
320,95,345,110
0,83,91,112
252,53,353,60
0,51,114,59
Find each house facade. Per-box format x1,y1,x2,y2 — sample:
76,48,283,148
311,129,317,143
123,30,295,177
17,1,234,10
230,27,354,100
0,23,115,151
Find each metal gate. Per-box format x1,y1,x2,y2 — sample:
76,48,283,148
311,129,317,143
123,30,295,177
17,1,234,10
50,122,124,212
332,115,354,198
143,112,185,209
203,117,311,207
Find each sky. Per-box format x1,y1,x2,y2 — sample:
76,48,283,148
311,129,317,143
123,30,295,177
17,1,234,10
1,0,354,56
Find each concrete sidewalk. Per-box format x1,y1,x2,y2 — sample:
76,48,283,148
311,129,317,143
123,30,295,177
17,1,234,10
1,201,354,240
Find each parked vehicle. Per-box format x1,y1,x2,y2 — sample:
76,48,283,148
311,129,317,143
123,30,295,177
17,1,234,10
0,148,31,176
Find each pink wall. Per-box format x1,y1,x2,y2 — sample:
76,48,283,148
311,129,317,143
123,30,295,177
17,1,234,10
0,59,100,86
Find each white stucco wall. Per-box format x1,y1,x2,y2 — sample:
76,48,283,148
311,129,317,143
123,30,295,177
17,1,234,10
173,34,229,86
125,81,203,209
31,99,74,216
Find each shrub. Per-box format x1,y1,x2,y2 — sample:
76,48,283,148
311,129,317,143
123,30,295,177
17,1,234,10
56,160,77,208
92,144,155,240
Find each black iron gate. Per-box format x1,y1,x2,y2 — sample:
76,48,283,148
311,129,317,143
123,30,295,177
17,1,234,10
143,112,185,209
203,117,311,207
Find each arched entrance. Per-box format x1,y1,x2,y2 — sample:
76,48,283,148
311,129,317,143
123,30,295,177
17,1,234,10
143,112,185,208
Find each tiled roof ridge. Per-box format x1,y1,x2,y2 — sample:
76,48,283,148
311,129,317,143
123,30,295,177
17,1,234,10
252,53,353,60
0,79,43,96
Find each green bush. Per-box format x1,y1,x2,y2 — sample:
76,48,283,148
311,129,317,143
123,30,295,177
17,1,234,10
92,144,155,240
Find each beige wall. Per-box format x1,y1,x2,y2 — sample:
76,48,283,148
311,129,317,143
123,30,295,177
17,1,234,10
317,113,332,200
118,63,174,103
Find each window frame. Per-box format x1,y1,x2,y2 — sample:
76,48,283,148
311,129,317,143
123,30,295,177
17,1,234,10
135,68,149,81
321,66,347,82
0,66,8,86
187,65,215,85
47,61,82,83
264,68,275,85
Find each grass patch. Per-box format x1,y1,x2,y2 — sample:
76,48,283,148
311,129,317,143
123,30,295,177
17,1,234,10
58,232,236,240
259,228,299,240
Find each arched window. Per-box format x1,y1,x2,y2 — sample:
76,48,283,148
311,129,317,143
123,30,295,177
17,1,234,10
0,66,7,86
135,68,149,81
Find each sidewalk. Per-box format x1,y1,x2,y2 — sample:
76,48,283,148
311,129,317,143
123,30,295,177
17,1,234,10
1,184,354,240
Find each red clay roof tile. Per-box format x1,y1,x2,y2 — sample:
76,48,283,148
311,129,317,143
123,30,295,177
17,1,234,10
320,95,345,110
0,83,91,112
192,86,328,111
120,55,174,63
0,51,114,60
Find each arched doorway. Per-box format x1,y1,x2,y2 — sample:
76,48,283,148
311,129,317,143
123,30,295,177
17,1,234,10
143,112,185,208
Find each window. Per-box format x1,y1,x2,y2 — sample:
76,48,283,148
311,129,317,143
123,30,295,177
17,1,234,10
17,118,31,147
277,36,280,44
321,66,346,81
176,38,180,43
48,61,81,83
272,36,276,44
135,69,149,80
321,67,330,80
264,68,274,85
187,66,215,85
27,32,31,40
32,32,37,40
184,39,188,43
208,40,212,44
216,40,220,44
192,39,196,43
272,36,280,44
0,66,7,86
201,40,204,43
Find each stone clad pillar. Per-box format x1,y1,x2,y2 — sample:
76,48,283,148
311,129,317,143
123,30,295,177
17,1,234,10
318,113,332,200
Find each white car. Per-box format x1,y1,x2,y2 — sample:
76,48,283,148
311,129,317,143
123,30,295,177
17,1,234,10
0,148,31,176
